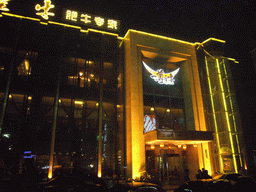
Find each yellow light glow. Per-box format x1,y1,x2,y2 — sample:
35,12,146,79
48,21,81,29
35,0,55,20
2,12,40,21
108,19,118,29
48,172,52,179
74,101,83,105
90,74,94,78
0,0,10,12
160,144,164,148
201,38,226,45
183,145,187,150
193,144,197,147
222,59,242,167
79,72,83,76
40,21,48,25
58,99,61,103
96,103,99,106
166,109,170,112
178,145,182,148
151,145,155,149
8,95,12,99
127,29,194,45
205,57,224,172
94,17,105,26
216,59,238,173
81,14,91,23
150,107,154,111
117,105,120,108
28,96,32,100
66,10,78,21
25,60,29,71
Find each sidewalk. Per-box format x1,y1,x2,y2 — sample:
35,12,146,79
163,184,180,192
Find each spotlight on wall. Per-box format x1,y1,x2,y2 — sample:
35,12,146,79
178,145,182,148
150,107,154,111
151,145,155,149
183,145,187,150
193,144,197,147
160,143,164,148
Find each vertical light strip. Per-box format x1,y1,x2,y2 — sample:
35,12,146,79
205,57,224,172
222,59,242,166
216,59,238,173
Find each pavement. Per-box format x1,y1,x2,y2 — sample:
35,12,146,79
163,184,180,192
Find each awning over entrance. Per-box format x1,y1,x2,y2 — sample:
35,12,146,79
144,130,213,145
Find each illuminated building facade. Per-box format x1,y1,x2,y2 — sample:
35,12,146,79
0,1,247,181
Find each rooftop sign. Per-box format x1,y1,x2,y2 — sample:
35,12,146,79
0,0,10,11
63,9,120,32
0,0,120,33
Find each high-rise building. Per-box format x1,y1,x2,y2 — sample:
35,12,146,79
0,1,247,181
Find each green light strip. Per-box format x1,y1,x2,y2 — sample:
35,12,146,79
216,59,238,173
205,57,224,172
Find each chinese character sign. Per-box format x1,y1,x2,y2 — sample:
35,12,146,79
63,9,120,32
35,0,55,20
0,0,10,11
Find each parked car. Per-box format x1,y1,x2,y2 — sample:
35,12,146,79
110,182,166,192
174,180,211,192
211,173,243,181
37,176,108,192
174,173,256,192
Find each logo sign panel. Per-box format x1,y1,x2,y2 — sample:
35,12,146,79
143,61,180,85
63,9,120,32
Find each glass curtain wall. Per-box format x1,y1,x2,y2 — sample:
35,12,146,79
0,19,123,178
142,57,186,133
204,56,245,173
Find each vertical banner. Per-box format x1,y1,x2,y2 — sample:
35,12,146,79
144,115,156,133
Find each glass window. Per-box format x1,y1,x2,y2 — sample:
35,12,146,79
142,55,186,131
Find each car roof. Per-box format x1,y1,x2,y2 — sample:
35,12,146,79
127,182,160,187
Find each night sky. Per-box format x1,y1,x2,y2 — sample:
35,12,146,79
6,0,256,147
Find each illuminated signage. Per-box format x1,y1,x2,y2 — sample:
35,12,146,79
144,115,156,133
63,9,120,32
143,61,180,85
35,0,55,20
0,0,9,11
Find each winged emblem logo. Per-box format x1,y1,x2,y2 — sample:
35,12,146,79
142,61,180,85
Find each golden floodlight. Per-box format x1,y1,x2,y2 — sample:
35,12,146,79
151,145,155,149
160,143,164,148
183,145,187,150
74,101,83,105
150,107,154,111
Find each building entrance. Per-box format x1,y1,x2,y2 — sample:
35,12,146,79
146,147,189,184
